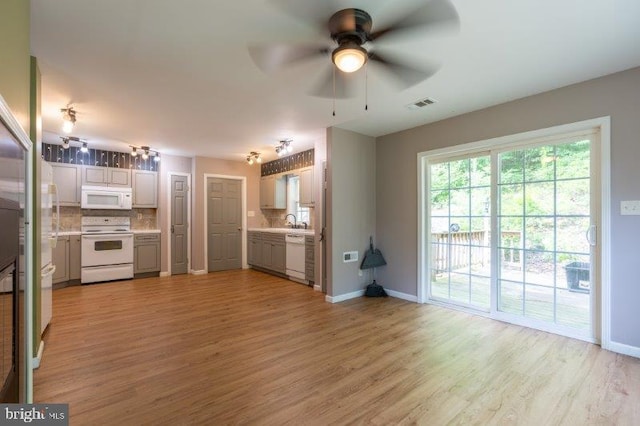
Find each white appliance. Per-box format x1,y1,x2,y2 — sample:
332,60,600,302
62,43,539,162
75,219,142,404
41,161,59,334
285,233,306,283
81,185,132,210
81,216,134,284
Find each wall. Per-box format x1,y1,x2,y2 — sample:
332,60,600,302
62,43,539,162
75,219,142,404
158,154,192,273
327,127,376,298
0,0,30,132
191,156,263,272
376,66,640,349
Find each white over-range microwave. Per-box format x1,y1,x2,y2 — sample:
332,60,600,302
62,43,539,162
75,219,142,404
81,186,132,210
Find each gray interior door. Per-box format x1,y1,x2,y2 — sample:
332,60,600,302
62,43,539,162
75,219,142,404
171,175,189,275
207,177,242,272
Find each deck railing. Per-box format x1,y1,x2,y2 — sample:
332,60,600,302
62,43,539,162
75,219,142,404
431,230,522,274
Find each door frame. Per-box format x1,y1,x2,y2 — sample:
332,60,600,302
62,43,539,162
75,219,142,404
203,174,247,272
417,116,611,346
166,172,192,276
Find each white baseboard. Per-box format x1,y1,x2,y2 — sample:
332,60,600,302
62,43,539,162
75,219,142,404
190,270,207,275
325,289,365,303
607,341,640,359
313,284,322,292
32,341,45,370
159,271,170,277
385,289,418,302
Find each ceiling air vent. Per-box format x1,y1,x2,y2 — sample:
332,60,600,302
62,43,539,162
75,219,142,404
406,97,437,110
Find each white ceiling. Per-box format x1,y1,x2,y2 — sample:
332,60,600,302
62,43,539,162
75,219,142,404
30,0,640,162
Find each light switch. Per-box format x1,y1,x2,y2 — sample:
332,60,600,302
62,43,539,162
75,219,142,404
247,210,255,217
621,200,640,215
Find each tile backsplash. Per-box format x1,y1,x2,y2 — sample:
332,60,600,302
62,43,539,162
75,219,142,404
55,207,157,231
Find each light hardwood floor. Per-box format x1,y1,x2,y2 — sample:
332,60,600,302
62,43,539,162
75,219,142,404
35,270,640,425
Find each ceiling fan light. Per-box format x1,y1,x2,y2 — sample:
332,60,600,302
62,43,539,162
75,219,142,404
256,155,262,164
61,138,70,149
332,44,367,73
247,156,254,165
153,153,161,162
62,119,74,133
130,147,138,157
80,142,89,153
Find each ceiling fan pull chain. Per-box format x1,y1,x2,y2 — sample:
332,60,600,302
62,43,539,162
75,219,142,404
365,61,368,111
332,66,336,117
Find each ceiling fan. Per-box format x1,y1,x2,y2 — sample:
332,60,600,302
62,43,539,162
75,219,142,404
249,0,459,98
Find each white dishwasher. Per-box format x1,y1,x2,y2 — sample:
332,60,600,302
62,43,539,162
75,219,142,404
285,234,306,282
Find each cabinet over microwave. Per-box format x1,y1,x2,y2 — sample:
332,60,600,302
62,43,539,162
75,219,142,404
81,186,132,210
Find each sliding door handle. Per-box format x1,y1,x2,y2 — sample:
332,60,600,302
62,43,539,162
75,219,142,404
585,225,596,246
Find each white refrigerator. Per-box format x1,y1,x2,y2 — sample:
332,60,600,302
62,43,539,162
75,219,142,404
40,161,58,334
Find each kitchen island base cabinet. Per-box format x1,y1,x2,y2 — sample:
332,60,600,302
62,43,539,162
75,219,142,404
248,232,286,276
134,234,161,277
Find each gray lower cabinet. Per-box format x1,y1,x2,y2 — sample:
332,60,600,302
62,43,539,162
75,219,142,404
69,234,81,281
52,236,69,284
248,232,286,275
134,233,161,275
305,235,314,282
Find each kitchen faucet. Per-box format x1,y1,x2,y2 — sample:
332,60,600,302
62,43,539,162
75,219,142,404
284,214,297,228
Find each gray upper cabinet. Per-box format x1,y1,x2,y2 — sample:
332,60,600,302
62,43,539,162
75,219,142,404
51,163,82,206
260,175,286,209
82,166,131,187
132,170,158,208
299,166,314,207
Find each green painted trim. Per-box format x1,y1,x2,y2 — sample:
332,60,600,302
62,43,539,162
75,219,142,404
30,56,42,357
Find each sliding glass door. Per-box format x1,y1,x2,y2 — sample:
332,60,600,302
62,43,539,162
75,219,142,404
496,138,594,333
424,131,598,340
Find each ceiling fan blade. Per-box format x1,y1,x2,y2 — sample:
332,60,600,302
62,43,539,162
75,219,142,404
248,44,330,73
369,51,440,88
370,0,459,41
308,65,358,99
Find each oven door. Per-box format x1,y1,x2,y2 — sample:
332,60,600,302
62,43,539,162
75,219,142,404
81,233,134,267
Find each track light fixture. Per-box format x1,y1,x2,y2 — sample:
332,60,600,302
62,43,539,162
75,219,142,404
129,145,160,162
275,139,293,157
61,106,77,133
246,151,262,165
60,136,86,150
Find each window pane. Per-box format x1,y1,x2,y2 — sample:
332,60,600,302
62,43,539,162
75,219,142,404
470,276,490,308
556,289,590,330
500,150,524,184
556,140,590,180
450,273,470,304
499,280,523,314
449,159,470,189
524,181,555,216
470,156,491,187
471,187,491,216
556,179,590,216
499,184,523,216
525,284,554,322
525,217,554,251
524,250,555,287
525,145,555,182
450,189,470,216
556,217,590,254
430,162,450,190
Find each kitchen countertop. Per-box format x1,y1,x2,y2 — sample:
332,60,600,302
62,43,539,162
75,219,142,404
132,229,161,234
58,230,160,235
248,227,315,236
57,231,81,236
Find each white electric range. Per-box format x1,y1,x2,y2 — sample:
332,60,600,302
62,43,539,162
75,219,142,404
81,216,134,284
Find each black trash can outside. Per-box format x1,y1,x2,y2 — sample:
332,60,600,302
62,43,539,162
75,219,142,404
564,261,590,293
